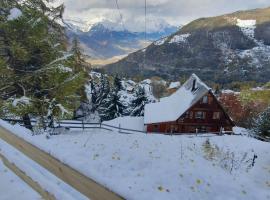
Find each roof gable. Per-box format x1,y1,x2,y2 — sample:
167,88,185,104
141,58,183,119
144,74,211,124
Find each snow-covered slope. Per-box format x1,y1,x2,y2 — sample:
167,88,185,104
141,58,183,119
168,33,191,44
235,18,270,69
1,120,269,200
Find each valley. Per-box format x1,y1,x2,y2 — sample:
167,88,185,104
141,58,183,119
105,7,270,84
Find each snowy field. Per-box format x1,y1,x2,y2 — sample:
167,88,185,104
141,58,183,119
0,120,270,200
0,159,41,200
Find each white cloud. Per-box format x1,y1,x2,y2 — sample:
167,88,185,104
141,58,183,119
53,0,270,32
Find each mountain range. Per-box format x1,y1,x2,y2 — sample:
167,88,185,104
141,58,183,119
66,20,178,64
105,7,270,84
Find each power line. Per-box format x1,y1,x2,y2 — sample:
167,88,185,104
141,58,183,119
144,0,147,42
114,0,126,31
143,0,147,69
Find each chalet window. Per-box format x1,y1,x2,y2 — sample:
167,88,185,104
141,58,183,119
213,112,220,120
202,96,208,104
184,111,189,118
195,111,205,119
199,126,207,133
153,125,159,132
178,118,184,123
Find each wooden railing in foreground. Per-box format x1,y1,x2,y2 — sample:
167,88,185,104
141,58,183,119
0,153,56,200
0,126,124,200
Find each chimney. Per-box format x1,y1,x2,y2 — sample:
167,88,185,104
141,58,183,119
191,79,197,92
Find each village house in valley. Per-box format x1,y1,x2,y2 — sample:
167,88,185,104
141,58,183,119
144,74,234,134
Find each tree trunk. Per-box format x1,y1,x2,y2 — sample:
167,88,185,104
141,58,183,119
23,114,32,130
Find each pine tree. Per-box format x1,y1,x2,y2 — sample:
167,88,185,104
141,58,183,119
113,74,123,92
130,86,149,116
71,37,88,73
0,0,88,125
89,73,110,111
74,72,111,122
252,107,270,138
98,89,126,121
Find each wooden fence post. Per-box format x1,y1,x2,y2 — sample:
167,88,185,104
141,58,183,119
82,120,84,131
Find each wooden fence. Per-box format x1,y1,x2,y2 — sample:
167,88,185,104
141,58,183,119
2,118,269,142
2,118,147,135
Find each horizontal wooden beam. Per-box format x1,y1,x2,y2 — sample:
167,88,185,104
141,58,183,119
0,153,56,200
0,126,124,200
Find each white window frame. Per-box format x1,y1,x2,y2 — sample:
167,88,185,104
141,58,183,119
202,96,208,104
195,111,205,119
213,112,220,120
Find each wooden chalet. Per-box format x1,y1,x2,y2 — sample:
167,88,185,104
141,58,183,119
144,74,234,134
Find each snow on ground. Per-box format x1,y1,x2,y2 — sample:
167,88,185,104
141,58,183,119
1,120,269,200
236,19,256,39
221,89,240,94
154,37,167,45
238,45,270,68
235,19,270,69
169,33,190,44
233,126,249,135
103,116,145,131
7,8,23,21
0,159,41,200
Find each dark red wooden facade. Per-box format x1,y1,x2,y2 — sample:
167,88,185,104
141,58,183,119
146,92,234,134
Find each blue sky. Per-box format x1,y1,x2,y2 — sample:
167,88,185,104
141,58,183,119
54,0,270,32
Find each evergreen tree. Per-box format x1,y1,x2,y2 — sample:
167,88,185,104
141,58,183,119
71,37,88,73
130,86,149,116
252,107,270,138
98,89,126,121
0,0,88,126
89,73,110,111
74,72,111,122
113,74,123,92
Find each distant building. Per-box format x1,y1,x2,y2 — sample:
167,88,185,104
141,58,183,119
144,74,234,134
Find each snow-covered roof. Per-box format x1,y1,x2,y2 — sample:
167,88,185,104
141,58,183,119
168,81,181,89
144,74,211,124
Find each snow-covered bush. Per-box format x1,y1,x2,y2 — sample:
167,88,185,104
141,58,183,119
202,139,257,174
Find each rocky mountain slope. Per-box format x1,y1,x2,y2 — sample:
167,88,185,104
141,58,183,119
105,7,270,84
66,22,178,60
